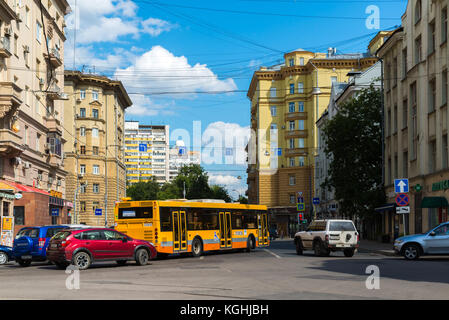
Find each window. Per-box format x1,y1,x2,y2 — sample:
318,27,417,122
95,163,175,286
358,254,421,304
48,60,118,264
402,98,408,129
92,201,100,212
402,48,408,78
415,0,421,24
289,83,294,94
36,133,40,152
298,82,304,94
429,140,436,173
410,82,418,159
386,108,391,136
393,57,398,87
289,158,295,167
289,139,294,149
290,194,295,204
93,165,100,175
429,78,436,113
298,120,305,130
299,156,305,167
299,57,304,66
270,87,276,97
92,128,99,138
93,146,99,155
187,208,219,230
80,127,86,137
414,35,422,65
80,146,86,154
92,90,99,101
331,76,337,84
118,207,153,219
80,164,86,174
394,154,398,179
289,121,295,131
93,183,100,193
36,21,42,42
25,6,30,27
289,175,296,186
270,106,277,116
79,108,86,117
81,231,102,240
92,109,99,119
298,101,304,112
403,151,408,177
443,135,448,169
14,34,18,55
443,70,448,106
289,58,294,67
442,7,447,44
393,104,398,133
80,184,86,194
24,126,28,145
80,89,86,100
14,206,25,225
270,123,277,130
289,102,295,113
428,21,435,55
298,138,305,148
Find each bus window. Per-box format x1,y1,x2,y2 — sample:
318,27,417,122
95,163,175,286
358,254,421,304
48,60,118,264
242,210,257,229
187,208,218,230
160,207,172,231
231,211,243,229
118,207,153,219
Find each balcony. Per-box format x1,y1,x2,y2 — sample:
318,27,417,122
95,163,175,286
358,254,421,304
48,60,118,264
45,117,62,134
0,37,12,58
0,82,22,117
0,1,19,21
44,48,63,68
47,153,61,168
46,83,68,100
285,112,308,121
285,130,308,139
0,129,24,157
285,148,308,157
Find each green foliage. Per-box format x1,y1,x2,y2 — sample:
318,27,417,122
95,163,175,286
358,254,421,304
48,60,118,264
210,185,232,202
237,195,249,204
322,85,385,218
126,177,160,201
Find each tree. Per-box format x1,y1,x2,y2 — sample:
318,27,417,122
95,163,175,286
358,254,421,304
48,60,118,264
237,195,249,204
210,185,232,202
173,164,212,199
126,178,160,201
322,85,385,220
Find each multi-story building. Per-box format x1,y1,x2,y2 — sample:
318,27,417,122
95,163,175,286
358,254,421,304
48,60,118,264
64,71,132,226
169,139,201,181
124,121,170,185
0,0,71,236
377,0,449,240
246,47,378,237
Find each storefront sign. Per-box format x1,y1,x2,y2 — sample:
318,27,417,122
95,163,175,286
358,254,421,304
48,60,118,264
0,217,14,247
432,180,449,192
0,192,15,200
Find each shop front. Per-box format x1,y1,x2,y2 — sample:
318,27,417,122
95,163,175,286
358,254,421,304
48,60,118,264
268,206,303,238
0,181,16,246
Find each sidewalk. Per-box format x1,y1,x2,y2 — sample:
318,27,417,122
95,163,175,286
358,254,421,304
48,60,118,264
358,240,396,256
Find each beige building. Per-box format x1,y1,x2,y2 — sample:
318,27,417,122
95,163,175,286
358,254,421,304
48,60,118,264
64,71,132,226
247,47,378,236
0,0,71,235
377,0,449,240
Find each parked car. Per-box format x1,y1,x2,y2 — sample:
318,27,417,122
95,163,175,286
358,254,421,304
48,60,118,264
294,219,359,257
47,228,157,270
13,225,70,267
0,245,13,265
394,222,449,260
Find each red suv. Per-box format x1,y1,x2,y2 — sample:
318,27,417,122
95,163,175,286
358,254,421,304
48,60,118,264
47,228,157,270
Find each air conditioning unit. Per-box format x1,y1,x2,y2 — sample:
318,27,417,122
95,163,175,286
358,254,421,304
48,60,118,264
4,27,11,36
23,45,30,53
39,78,45,86
16,13,22,22
23,162,31,169
48,176,54,184
78,173,84,178
57,180,61,186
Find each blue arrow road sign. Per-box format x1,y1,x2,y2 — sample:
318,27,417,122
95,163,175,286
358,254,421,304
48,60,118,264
313,198,320,205
394,179,409,193
139,144,147,152
95,209,102,216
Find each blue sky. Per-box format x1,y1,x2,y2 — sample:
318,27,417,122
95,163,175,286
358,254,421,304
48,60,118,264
64,0,407,197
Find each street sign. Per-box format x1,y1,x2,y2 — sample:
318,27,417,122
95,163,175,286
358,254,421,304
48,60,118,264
95,209,102,216
414,184,422,192
395,193,409,207
297,203,305,211
297,196,304,204
139,144,147,152
394,179,409,193
277,148,282,156
313,197,320,205
179,146,187,155
51,208,59,217
396,206,410,214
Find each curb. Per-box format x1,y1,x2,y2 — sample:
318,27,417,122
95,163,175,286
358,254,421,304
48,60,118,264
358,248,396,257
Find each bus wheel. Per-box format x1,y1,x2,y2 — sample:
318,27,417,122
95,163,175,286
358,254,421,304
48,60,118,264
191,238,203,257
246,236,254,252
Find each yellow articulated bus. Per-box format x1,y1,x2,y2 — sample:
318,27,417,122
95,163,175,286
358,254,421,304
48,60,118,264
114,199,269,257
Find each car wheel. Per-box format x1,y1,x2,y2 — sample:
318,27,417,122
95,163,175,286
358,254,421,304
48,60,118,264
17,259,31,267
343,248,355,257
0,252,8,265
403,244,420,260
116,260,127,266
295,240,303,255
73,251,91,270
135,248,149,266
191,238,203,257
313,241,322,256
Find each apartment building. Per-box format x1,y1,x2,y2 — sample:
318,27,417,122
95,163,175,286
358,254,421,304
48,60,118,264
64,71,132,226
246,47,378,236
377,0,449,240
124,121,170,185
169,139,201,181
0,0,71,236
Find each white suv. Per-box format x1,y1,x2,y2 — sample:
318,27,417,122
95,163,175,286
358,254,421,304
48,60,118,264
294,220,359,257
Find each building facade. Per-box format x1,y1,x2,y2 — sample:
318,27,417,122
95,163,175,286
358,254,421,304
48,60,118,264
169,139,201,181
377,0,449,240
0,0,71,236
64,71,132,226
246,47,378,237
124,121,170,185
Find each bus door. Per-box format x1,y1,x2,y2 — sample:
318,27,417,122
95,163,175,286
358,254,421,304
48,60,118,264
219,212,232,248
172,210,187,252
258,213,269,246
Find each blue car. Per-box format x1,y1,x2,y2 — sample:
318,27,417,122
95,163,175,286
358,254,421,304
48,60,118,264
394,222,449,260
13,225,70,267
0,245,13,265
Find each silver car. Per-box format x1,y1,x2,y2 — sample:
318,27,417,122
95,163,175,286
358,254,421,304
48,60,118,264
394,222,449,260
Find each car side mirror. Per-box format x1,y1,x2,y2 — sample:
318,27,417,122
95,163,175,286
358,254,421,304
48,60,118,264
122,237,128,242
429,231,436,236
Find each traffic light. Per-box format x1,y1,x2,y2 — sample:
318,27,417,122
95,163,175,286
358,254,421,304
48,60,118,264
298,213,303,222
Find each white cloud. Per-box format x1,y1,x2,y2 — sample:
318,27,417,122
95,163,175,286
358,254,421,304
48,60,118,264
208,173,247,199
126,94,176,117
114,45,237,96
64,44,133,69
142,18,177,37
208,175,240,185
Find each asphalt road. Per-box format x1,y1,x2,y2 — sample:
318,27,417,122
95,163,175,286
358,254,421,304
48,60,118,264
1,239,448,300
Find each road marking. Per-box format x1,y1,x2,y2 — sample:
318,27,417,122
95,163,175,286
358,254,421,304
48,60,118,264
263,249,282,259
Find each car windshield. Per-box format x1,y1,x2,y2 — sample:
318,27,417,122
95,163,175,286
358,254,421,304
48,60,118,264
329,221,356,231
46,228,66,238
51,231,71,241
15,228,39,239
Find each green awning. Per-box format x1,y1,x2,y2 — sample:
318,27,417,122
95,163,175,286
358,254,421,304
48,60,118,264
420,197,449,208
